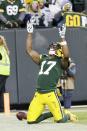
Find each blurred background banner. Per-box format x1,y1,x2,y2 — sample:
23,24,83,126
64,12,87,28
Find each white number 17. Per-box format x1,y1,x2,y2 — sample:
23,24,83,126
39,61,56,75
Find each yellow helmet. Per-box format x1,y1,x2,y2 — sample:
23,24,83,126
48,42,64,57
56,49,63,58
62,2,72,12
56,42,64,58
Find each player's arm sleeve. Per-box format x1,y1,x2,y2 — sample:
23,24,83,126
17,2,26,22
0,13,8,23
39,54,43,64
39,54,47,64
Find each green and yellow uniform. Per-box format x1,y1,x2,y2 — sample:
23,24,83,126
0,0,25,21
27,54,64,122
37,54,63,92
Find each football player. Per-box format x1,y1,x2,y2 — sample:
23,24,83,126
0,0,26,28
16,23,77,123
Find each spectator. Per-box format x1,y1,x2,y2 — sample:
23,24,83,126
57,58,76,114
0,0,26,29
24,0,42,27
70,0,85,12
63,60,76,114
49,0,61,19
24,0,33,12
56,0,72,11
24,0,53,27
50,0,73,27
25,0,52,27
0,35,10,112
39,0,53,27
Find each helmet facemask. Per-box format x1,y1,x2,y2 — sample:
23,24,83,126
48,42,61,56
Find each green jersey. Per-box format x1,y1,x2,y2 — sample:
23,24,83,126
0,0,25,21
36,54,63,93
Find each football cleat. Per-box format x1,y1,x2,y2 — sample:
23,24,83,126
64,109,78,122
69,113,78,122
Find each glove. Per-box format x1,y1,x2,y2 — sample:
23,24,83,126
27,21,34,33
58,24,66,39
6,21,13,28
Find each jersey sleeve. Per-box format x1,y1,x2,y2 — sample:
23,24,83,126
39,54,48,63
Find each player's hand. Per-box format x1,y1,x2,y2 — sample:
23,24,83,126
58,24,66,39
27,21,34,33
12,21,19,28
6,21,13,28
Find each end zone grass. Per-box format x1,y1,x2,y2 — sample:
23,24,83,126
72,111,87,125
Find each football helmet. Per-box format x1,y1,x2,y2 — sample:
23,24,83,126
56,48,64,58
62,2,72,12
48,42,63,57
7,0,16,3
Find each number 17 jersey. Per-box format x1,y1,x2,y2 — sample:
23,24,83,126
36,54,63,93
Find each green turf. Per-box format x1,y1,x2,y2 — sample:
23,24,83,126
73,111,87,125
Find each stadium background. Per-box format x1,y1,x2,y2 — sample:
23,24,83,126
0,27,87,106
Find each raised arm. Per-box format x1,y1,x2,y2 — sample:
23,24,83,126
60,38,69,59
58,24,70,69
26,21,40,64
59,24,69,58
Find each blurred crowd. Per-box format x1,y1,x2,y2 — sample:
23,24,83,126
0,0,86,29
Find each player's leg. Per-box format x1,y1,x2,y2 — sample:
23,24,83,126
34,90,77,123
16,92,53,123
16,111,53,122
45,91,70,123
16,92,45,123
27,92,45,124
